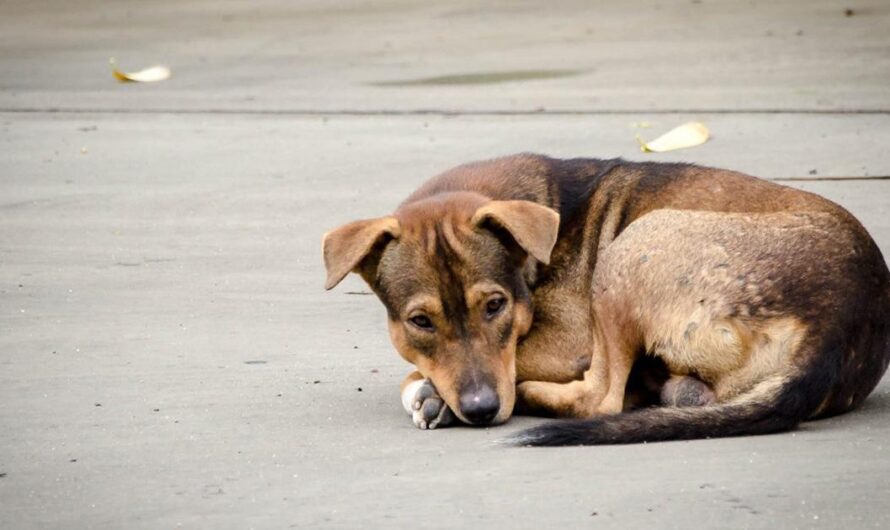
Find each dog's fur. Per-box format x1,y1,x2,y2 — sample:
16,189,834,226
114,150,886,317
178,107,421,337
323,154,890,445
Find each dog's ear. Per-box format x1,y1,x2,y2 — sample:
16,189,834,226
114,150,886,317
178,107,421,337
322,217,400,290
471,201,560,264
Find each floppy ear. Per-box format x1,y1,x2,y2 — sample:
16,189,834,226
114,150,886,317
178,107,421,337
471,201,560,264
322,217,400,290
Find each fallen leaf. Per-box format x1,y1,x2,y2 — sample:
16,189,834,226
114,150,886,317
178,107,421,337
110,58,171,83
636,122,710,153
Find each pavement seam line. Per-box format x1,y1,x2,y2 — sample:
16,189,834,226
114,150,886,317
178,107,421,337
772,176,890,182
3,108,890,116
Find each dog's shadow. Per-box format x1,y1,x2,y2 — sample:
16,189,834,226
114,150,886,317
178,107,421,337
845,387,890,422
857,388,890,414
802,384,890,433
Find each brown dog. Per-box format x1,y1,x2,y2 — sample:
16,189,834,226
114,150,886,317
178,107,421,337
322,154,890,445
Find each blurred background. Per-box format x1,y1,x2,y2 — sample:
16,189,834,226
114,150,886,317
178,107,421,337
2,0,889,113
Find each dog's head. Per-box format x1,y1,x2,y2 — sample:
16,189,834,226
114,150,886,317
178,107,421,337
322,191,559,425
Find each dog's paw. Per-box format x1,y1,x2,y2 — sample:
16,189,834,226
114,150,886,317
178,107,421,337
661,375,716,407
402,379,455,430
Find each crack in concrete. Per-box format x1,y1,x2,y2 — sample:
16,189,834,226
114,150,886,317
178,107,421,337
2,107,890,116
772,176,890,182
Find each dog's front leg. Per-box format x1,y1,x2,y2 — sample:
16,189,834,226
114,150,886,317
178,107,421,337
515,353,615,418
401,371,455,430
516,318,637,418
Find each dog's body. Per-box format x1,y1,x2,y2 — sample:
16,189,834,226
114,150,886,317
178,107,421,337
323,154,890,445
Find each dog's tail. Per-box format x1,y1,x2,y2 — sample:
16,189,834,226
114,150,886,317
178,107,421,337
505,336,841,447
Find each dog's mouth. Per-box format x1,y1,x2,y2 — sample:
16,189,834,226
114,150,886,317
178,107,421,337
452,406,509,427
415,348,519,427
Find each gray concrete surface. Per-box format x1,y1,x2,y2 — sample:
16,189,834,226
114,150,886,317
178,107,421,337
1,1,889,529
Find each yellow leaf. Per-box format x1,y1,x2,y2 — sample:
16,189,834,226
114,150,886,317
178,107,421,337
110,58,171,83
637,122,709,153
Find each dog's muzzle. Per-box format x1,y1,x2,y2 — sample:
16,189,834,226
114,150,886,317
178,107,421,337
459,383,500,425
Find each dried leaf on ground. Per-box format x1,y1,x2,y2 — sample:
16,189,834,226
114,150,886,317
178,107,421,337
110,58,171,83
636,122,710,153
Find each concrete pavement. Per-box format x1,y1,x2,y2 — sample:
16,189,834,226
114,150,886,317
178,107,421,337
2,1,889,528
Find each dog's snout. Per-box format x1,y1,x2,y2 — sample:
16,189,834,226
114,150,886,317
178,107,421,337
459,384,500,425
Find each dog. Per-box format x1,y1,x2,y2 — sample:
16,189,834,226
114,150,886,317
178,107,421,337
322,154,890,445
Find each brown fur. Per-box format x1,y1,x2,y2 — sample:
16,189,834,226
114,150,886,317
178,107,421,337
323,154,890,443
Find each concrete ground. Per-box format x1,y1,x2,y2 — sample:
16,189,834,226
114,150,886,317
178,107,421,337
1,1,889,528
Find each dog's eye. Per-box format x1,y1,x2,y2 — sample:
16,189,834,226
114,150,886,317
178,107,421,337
485,297,506,318
409,315,434,331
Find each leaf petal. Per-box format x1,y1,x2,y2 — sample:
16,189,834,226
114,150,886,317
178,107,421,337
110,58,171,83
637,122,709,153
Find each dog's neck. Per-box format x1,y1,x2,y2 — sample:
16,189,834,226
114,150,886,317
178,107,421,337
550,157,623,228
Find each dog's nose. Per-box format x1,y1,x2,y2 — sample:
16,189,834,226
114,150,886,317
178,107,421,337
459,384,500,425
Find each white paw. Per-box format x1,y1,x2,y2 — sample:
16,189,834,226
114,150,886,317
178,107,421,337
402,379,455,430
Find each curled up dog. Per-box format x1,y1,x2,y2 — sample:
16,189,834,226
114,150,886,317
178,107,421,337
322,154,890,446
